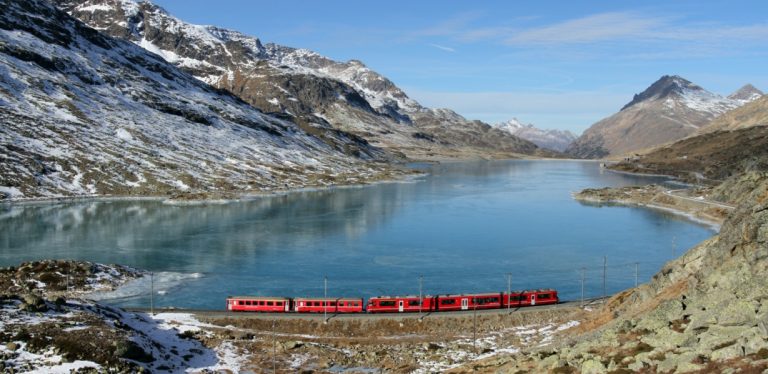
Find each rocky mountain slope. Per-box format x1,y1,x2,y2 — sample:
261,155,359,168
698,94,768,134
494,118,576,152
0,0,401,200
471,172,768,373
54,0,544,160
610,121,768,184
566,75,758,159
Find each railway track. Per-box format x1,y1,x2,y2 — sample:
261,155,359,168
128,297,606,321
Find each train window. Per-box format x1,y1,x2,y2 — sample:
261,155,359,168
379,301,395,307
277,302,283,306
260,301,265,305
441,299,456,305
246,301,252,306
238,301,243,305
339,302,345,307
354,303,359,307
473,297,500,305
267,301,273,306
539,294,551,300
409,300,421,306
330,302,336,306
509,295,523,301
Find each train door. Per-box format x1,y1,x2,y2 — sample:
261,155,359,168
398,300,404,312
531,294,536,306
461,298,468,310
285,301,290,312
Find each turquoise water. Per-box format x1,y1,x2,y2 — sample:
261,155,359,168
0,160,714,309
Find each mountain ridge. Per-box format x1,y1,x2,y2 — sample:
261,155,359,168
54,0,544,160
493,118,576,152
0,0,398,200
566,75,758,159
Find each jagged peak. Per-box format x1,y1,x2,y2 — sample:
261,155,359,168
621,75,706,111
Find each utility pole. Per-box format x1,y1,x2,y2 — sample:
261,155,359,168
418,275,423,320
506,273,512,313
602,256,607,301
323,276,328,324
150,271,154,316
634,263,639,288
580,267,585,308
473,304,477,355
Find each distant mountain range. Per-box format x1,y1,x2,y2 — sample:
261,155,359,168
493,119,576,152
53,0,546,160
566,75,763,159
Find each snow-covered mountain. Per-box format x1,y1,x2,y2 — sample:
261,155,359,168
700,93,768,134
494,119,575,152
54,0,545,159
566,75,758,159
0,0,394,200
727,84,763,105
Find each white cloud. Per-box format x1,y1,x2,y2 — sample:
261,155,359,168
428,43,456,52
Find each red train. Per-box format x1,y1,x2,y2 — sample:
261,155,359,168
226,289,557,314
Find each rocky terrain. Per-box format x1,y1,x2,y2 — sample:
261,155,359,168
53,0,546,161
494,118,576,152
0,0,414,201
0,259,142,299
566,76,761,159
455,171,768,373
610,125,768,184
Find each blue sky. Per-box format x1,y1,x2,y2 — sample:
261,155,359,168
153,0,768,134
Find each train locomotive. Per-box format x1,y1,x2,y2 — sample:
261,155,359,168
226,289,557,314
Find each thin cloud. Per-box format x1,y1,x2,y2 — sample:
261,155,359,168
504,12,768,46
505,12,662,45
428,43,456,52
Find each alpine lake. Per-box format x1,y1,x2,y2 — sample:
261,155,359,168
0,160,715,309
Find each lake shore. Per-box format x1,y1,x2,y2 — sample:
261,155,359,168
572,184,731,230
0,163,427,206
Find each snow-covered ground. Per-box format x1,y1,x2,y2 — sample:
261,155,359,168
0,299,249,373
412,320,581,373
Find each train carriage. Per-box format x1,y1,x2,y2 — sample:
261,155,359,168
434,292,504,312
293,298,364,313
505,289,559,307
366,295,437,313
226,296,290,312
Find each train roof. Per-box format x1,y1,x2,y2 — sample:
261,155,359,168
227,296,289,300
370,292,500,299
370,290,557,299
293,297,363,301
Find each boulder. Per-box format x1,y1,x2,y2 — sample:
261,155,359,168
580,358,606,374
